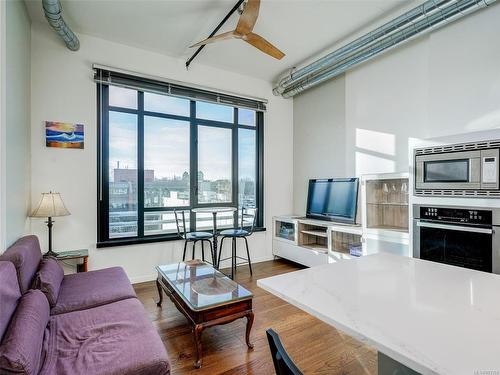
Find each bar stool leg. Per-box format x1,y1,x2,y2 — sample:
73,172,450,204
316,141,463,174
232,237,237,279
244,237,253,275
201,241,205,261
218,237,226,268
208,240,214,265
192,241,196,260
182,241,188,261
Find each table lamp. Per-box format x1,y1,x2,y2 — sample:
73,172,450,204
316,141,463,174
30,192,70,257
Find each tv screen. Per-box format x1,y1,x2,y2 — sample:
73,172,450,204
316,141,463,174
306,178,359,223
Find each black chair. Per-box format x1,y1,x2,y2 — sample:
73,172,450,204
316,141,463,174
266,329,303,375
217,207,256,279
174,210,214,263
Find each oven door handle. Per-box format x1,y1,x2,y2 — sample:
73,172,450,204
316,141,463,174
416,221,493,234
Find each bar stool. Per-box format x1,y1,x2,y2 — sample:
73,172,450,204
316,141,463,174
174,210,214,263
217,207,257,279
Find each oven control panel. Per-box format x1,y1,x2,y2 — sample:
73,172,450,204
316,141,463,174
420,206,492,225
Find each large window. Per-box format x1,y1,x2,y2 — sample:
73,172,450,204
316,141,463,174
97,80,264,246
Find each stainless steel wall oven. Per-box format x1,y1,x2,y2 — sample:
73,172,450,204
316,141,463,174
413,205,500,273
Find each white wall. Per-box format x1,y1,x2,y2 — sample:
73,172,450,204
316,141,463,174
293,75,346,214
30,22,293,282
293,4,500,213
2,0,31,249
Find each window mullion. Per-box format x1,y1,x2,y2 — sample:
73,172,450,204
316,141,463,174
99,84,110,241
257,111,264,227
233,108,239,227
137,91,145,237
190,100,197,231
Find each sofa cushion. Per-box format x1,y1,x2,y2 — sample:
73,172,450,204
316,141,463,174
0,262,21,342
40,298,170,375
0,290,50,375
0,236,42,294
33,258,64,307
51,267,136,315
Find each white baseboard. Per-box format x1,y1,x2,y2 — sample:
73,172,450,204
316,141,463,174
130,274,158,284
130,255,275,285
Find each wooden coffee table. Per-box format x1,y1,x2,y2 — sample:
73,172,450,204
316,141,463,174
155,260,254,368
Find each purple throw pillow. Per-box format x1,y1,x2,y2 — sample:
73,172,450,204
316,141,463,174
0,236,42,294
0,290,49,375
33,258,64,307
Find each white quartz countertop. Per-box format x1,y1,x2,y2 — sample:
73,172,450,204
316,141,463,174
257,253,500,375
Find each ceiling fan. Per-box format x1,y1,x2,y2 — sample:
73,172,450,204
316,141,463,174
190,0,285,60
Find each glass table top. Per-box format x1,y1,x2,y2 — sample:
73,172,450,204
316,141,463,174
156,260,253,311
191,207,237,214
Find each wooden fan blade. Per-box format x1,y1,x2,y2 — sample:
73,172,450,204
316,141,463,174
190,31,237,48
236,0,260,35
243,32,285,60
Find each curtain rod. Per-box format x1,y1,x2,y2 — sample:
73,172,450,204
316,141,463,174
92,63,268,105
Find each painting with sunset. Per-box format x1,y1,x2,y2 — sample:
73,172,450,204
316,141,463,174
45,121,84,149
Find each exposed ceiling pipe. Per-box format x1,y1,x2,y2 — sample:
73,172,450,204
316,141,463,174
42,0,80,51
273,0,496,98
274,0,452,96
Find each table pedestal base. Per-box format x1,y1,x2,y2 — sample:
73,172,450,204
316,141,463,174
378,352,421,375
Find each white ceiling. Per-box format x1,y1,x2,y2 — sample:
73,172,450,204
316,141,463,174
24,0,412,82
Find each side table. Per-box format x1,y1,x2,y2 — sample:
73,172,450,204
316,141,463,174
53,249,89,272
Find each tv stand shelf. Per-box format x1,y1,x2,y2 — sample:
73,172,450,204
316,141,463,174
273,216,362,267
300,229,328,238
274,172,411,268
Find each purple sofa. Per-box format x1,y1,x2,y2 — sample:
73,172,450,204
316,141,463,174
0,236,170,375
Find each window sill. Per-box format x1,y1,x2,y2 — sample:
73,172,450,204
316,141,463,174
97,227,267,248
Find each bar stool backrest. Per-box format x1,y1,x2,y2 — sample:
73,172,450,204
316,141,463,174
174,210,188,238
239,207,257,234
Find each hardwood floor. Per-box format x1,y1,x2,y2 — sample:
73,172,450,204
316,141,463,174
134,259,377,375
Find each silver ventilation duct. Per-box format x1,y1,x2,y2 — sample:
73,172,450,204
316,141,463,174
42,0,80,51
274,0,496,98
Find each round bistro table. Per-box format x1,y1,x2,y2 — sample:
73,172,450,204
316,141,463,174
191,207,237,268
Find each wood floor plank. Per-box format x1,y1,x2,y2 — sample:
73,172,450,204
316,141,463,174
134,259,377,374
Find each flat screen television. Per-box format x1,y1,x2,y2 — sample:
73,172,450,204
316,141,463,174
306,178,359,223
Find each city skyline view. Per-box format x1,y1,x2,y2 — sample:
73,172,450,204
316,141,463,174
106,86,258,237
108,88,257,182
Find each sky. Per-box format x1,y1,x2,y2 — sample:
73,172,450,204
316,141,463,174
108,86,257,182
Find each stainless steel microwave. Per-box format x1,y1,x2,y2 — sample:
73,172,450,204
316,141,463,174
415,146,499,193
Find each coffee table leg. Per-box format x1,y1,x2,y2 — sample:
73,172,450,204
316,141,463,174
156,279,163,307
245,311,254,349
193,324,204,368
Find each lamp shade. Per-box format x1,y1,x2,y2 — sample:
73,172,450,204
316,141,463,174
30,192,70,218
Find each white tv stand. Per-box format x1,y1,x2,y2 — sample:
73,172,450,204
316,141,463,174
272,215,363,267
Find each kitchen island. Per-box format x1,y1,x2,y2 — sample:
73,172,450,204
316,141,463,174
257,253,500,375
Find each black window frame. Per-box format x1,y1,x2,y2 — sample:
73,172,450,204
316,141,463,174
97,82,264,248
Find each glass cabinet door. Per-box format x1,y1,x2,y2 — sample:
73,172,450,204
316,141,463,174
275,220,296,242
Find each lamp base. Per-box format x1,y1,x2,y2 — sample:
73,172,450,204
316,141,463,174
44,249,59,258
44,216,58,258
